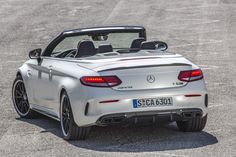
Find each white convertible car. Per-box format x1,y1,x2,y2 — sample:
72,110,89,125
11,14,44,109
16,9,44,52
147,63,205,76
12,26,208,140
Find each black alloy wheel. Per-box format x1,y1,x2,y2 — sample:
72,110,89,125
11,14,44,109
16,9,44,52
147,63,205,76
12,75,36,118
60,91,91,140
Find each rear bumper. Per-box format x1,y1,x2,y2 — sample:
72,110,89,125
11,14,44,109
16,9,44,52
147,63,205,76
96,108,203,126
76,93,207,126
69,80,208,127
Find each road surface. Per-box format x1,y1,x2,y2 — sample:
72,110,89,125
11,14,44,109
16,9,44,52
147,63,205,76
0,0,235,156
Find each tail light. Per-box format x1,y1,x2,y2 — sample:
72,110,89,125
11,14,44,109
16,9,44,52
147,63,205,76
80,76,122,87
178,69,203,82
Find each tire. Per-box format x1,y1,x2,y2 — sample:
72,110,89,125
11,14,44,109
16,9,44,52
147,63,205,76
176,115,207,132
60,91,91,140
12,75,37,118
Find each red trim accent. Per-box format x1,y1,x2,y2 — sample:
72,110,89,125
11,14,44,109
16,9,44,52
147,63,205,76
184,94,202,97
99,100,119,103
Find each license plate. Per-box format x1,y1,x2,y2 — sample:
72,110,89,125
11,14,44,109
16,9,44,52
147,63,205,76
133,97,173,108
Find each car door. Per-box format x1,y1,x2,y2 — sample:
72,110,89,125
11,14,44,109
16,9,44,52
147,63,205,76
27,57,58,113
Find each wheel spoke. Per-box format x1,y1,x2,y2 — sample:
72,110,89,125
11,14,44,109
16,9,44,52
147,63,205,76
62,112,67,117
62,117,67,124
15,90,22,97
18,83,23,93
19,84,25,94
15,95,23,99
67,118,70,125
17,101,23,112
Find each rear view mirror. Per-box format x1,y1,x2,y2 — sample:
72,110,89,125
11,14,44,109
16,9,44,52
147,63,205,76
29,48,42,62
92,34,108,41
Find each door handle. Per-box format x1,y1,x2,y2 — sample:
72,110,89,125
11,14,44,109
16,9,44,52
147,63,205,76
48,65,53,70
48,65,53,78
27,70,32,77
48,65,53,72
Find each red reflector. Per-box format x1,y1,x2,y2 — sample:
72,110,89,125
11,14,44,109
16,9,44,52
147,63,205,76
185,94,202,97
80,76,122,87
99,100,119,103
178,69,203,82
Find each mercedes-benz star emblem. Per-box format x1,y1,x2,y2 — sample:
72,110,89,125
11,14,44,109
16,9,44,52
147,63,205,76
147,75,155,83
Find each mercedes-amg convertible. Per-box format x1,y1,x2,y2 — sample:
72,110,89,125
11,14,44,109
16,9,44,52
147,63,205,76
12,26,208,140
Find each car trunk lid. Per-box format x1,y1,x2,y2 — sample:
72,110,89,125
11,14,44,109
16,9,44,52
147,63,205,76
77,55,193,91
99,64,192,91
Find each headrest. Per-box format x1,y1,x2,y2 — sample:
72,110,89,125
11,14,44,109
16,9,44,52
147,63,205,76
140,41,156,50
98,44,113,53
75,40,96,58
130,38,146,49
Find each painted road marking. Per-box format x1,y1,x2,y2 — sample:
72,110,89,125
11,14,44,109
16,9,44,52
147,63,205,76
208,103,224,108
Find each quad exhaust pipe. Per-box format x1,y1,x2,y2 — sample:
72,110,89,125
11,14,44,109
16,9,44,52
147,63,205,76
97,109,203,125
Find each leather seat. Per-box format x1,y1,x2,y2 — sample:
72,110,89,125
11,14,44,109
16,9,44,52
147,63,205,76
98,44,113,53
130,38,146,49
75,40,97,58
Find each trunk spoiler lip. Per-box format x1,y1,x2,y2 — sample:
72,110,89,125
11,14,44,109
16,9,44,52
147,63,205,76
97,63,192,72
76,54,183,64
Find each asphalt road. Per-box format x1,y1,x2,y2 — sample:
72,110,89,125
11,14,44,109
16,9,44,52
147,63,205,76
0,0,236,156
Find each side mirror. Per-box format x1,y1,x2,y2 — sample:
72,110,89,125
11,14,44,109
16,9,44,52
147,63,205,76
154,41,168,51
29,48,42,62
